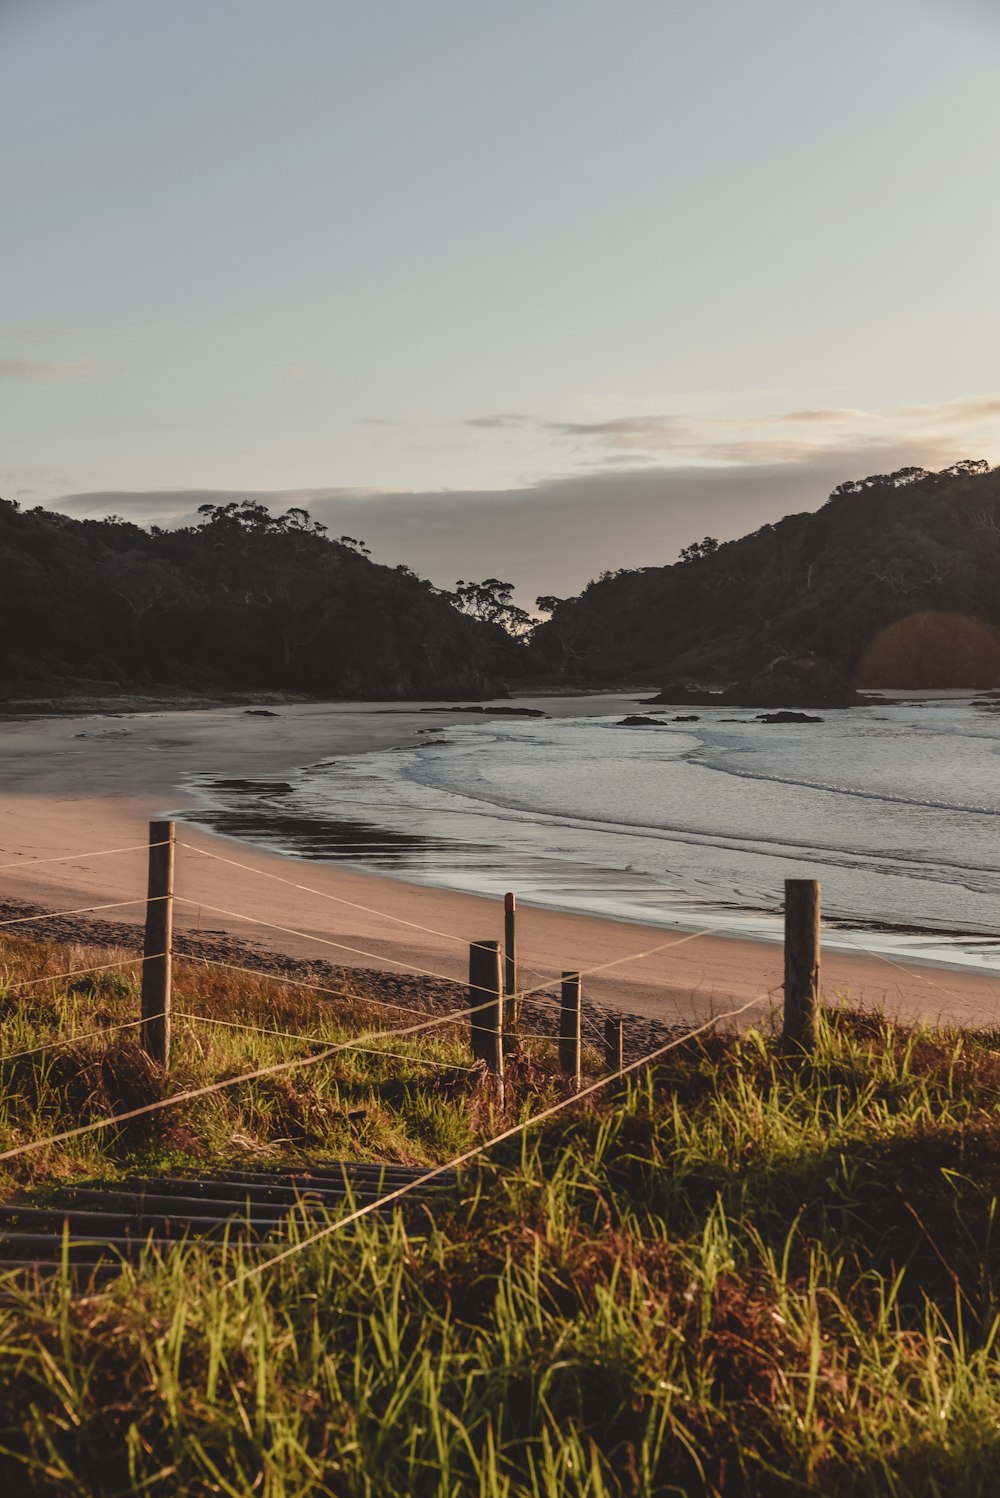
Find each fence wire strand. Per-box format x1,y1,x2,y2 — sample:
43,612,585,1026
0,954,160,995
174,952,437,1019
0,897,161,930
178,841,469,947
0,841,167,874
177,1011,477,1070
0,1011,168,1066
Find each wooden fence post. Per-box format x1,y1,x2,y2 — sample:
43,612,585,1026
604,1015,624,1074
559,972,581,1089
140,819,175,1070
469,940,504,1075
782,878,820,1052
503,892,518,1051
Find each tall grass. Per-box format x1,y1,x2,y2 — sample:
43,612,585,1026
0,933,998,1493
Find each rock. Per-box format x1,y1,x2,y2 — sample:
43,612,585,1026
729,653,852,709
672,714,700,722
755,711,824,724
418,705,547,718
645,655,854,710
617,715,669,726
244,708,278,716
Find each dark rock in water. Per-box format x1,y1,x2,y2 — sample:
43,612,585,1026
755,711,824,724
244,708,279,716
673,714,700,722
617,714,668,727
419,705,547,718
209,778,294,794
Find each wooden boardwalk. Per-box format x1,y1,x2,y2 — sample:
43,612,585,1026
0,1161,453,1274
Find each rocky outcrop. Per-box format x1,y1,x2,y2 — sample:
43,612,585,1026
643,654,853,710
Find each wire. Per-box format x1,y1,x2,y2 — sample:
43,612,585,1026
178,842,469,947
0,1012,167,1065
174,952,436,1020
829,928,1000,1026
0,841,167,873
230,991,772,1285
0,898,160,930
513,920,740,1002
0,955,161,995
176,1011,477,1070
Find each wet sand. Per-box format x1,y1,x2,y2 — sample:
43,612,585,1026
0,696,996,1031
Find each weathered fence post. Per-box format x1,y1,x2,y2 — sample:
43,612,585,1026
559,972,582,1089
503,891,519,1050
140,819,174,1070
604,1015,624,1074
782,878,820,1052
469,939,504,1075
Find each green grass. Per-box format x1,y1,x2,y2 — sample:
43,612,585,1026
0,932,999,1494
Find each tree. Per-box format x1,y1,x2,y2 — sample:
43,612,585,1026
678,536,721,564
453,578,532,636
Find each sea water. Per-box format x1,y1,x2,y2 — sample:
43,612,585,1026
184,698,1000,973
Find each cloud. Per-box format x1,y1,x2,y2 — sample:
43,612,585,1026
894,397,1000,424
542,414,684,449
0,359,94,382
751,408,872,425
456,396,1000,466
464,413,533,429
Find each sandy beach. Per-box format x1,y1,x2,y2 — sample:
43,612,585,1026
0,695,996,1031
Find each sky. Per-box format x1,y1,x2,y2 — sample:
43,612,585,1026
3,0,999,602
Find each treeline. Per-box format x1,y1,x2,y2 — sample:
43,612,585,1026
0,499,523,700
6,460,999,703
529,460,1000,688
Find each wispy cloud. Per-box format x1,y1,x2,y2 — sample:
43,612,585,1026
543,415,683,448
894,397,1000,424
464,413,533,429
750,408,872,425
460,396,1000,466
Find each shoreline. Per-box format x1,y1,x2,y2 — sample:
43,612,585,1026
0,696,997,1031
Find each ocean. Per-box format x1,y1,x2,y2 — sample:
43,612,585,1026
183,696,1000,973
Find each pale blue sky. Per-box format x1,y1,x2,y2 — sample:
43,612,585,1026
3,0,999,598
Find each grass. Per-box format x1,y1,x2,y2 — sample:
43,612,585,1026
0,932,998,1493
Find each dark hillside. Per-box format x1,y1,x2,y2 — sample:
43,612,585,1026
0,500,523,701
529,460,1000,688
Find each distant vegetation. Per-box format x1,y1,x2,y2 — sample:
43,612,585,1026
0,499,524,701
530,460,1000,688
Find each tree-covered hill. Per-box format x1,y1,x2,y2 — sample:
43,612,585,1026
0,499,524,701
529,461,1000,689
